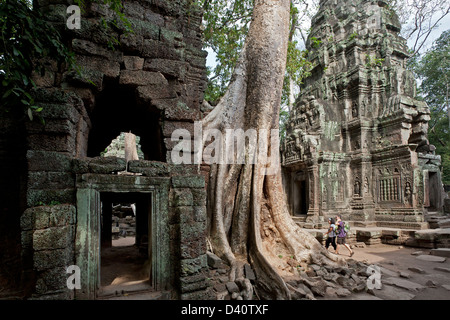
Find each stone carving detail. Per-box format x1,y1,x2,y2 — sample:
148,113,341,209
354,177,361,197
404,181,412,205
352,101,358,118
364,177,369,195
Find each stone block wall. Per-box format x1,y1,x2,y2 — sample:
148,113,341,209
168,174,214,299
20,205,76,299
33,0,207,160
21,154,212,299
5,0,212,299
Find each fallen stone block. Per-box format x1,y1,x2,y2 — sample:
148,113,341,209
325,287,337,297
372,284,416,300
206,251,223,269
399,271,410,279
380,267,398,278
383,277,426,292
434,267,450,273
336,288,352,297
244,263,256,281
426,280,438,288
357,229,382,238
430,248,450,258
416,255,447,263
408,267,426,274
225,282,239,294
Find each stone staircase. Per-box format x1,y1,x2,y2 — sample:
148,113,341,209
424,210,450,229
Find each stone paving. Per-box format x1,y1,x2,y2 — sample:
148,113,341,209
322,244,450,300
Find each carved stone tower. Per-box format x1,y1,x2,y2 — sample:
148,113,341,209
282,0,444,228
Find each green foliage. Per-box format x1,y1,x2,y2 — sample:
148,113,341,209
0,0,133,121
0,0,75,120
279,106,290,143
348,31,358,41
282,41,312,106
310,36,321,48
37,200,61,206
412,30,450,183
201,0,253,104
74,0,133,49
365,54,384,68
202,0,315,106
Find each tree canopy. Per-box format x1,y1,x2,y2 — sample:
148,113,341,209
413,30,450,183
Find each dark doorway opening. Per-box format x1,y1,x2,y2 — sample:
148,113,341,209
428,172,439,211
293,171,308,216
99,192,152,297
86,79,166,161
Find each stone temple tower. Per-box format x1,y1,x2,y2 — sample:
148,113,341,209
281,0,445,229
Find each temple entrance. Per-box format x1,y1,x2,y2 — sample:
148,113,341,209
75,174,171,300
293,171,308,216
98,192,152,298
426,171,441,211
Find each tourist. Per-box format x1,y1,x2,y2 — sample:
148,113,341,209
335,215,354,257
323,217,337,253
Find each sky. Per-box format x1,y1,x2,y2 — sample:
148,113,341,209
205,3,450,70
413,13,450,52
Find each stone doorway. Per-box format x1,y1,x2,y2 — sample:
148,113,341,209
75,174,170,299
426,171,441,211
293,171,308,216
98,192,152,298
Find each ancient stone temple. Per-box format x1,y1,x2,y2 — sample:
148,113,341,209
0,0,213,299
281,0,445,228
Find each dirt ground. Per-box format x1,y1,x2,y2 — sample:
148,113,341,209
327,243,450,300
99,237,151,292
99,237,450,300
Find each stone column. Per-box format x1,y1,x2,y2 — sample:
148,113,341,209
307,163,320,222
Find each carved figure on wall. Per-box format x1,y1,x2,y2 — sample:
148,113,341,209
354,177,361,197
404,181,412,205
354,139,360,150
322,186,328,209
364,177,369,194
361,96,369,116
352,101,358,118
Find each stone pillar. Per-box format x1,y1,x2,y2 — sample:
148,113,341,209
135,197,150,250
307,163,320,222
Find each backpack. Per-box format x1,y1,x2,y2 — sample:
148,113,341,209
342,222,350,235
344,222,350,234
332,224,338,234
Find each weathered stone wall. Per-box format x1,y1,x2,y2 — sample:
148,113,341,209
11,0,211,299
21,204,77,299
169,172,213,299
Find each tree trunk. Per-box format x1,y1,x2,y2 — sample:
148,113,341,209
202,0,345,299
